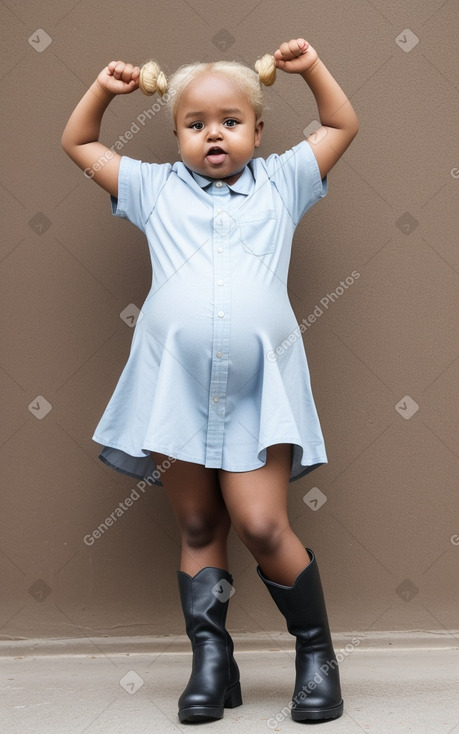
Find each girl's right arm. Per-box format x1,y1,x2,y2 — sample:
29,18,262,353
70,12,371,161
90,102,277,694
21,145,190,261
61,61,140,198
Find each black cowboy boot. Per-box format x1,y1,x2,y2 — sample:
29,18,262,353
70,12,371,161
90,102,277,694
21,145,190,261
257,549,343,721
177,566,242,722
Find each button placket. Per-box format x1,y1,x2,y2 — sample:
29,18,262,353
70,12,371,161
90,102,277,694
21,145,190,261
205,184,233,466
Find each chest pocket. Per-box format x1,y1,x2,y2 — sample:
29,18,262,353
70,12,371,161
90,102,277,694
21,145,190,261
238,210,278,256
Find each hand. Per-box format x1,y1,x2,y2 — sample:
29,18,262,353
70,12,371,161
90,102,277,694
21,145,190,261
95,61,140,96
274,38,319,75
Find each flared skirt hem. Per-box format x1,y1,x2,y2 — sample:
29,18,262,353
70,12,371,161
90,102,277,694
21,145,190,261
96,442,327,486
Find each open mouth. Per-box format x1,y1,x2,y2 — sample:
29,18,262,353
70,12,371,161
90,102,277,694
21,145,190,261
206,147,227,165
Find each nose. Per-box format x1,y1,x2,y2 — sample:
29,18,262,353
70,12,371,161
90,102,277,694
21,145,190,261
207,123,223,141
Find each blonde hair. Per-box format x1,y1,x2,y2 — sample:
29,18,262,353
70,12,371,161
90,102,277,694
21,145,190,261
138,54,276,121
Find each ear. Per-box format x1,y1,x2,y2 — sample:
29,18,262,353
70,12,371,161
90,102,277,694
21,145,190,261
174,128,180,152
254,119,264,148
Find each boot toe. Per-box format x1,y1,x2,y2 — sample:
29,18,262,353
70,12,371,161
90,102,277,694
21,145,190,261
291,699,344,721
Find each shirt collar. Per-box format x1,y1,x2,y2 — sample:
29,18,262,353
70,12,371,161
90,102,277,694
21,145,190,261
189,164,254,195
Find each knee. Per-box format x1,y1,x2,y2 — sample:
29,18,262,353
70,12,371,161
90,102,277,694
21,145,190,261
236,515,287,557
181,513,230,549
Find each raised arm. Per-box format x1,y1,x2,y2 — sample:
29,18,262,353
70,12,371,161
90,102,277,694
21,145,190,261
61,62,140,197
274,39,359,179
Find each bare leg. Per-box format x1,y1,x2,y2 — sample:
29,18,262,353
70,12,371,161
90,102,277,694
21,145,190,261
151,453,231,577
218,444,310,586
153,454,241,721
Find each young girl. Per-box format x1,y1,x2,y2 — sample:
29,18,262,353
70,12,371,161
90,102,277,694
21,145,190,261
62,37,358,724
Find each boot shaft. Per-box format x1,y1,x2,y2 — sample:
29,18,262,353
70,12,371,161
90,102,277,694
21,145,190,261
178,567,233,647
257,549,333,646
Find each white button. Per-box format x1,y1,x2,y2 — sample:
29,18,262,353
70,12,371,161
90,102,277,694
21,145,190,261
215,181,223,188
217,208,223,214
217,279,224,286
213,396,219,402
216,351,222,358
218,310,225,318
217,247,223,253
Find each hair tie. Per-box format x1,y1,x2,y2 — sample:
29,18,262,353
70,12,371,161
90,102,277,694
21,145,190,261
254,54,276,86
139,60,168,97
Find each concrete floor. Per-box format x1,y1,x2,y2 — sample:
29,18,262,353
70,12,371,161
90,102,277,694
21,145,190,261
1,635,458,734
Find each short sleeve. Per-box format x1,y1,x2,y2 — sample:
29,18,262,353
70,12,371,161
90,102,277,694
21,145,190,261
264,140,327,225
110,156,172,233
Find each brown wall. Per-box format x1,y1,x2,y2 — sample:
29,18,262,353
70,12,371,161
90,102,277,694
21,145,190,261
1,1,458,642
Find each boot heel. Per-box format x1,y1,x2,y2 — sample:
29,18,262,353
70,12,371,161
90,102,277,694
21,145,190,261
224,681,243,708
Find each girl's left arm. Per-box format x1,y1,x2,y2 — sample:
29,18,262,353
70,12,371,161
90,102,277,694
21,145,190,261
275,38,359,179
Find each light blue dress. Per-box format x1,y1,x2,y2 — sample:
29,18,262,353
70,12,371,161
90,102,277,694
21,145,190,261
93,141,328,485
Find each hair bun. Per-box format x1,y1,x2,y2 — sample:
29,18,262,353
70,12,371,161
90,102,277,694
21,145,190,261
139,60,168,96
254,54,276,86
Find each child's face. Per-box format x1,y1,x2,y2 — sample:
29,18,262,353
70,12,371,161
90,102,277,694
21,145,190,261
174,72,264,185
